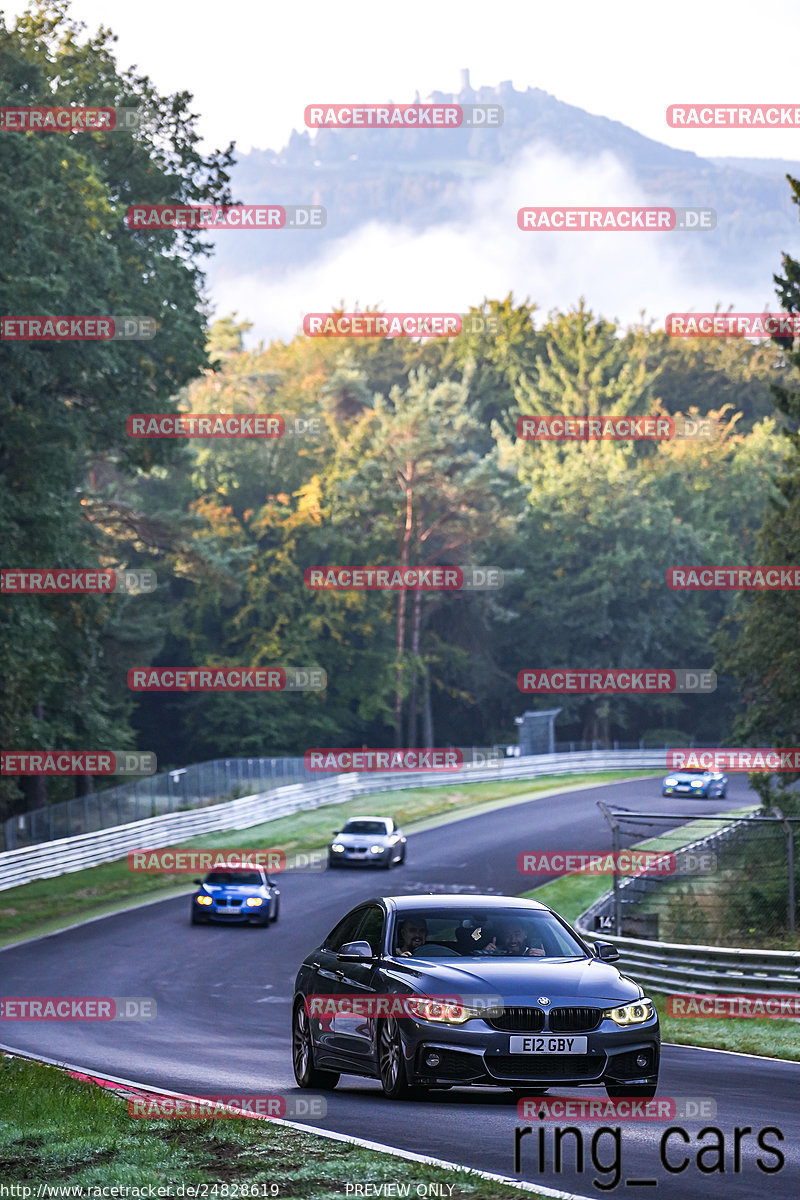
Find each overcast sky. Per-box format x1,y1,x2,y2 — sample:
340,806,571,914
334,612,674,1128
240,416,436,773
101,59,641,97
6,0,800,340
8,0,799,157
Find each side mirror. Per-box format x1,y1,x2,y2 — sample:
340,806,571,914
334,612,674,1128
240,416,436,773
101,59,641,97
593,940,620,962
192,879,202,885
338,940,374,962
332,830,340,835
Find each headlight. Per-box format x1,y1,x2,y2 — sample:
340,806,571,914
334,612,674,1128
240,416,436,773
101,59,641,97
369,844,384,854
196,895,212,906
690,779,705,787
331,844,345,852
604,999,655,1025
664,777,677,787
404,998,472,1024
245,897,263,907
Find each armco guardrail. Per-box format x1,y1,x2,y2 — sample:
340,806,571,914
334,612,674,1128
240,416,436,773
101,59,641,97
575,813,800,994
0,750,664,891
3,742,658,851
574,927,800,995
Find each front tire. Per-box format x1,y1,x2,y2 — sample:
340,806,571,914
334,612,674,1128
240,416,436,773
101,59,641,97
191,906,206,925
292,1002,339,1090
378,1018,415,1099
271,897,280,923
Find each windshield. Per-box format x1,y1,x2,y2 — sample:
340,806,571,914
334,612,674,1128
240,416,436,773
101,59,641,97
342,820,389,834
204,871,263,886
392,908,586,959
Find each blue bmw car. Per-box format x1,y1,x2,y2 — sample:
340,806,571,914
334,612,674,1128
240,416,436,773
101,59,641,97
662,767,727,799
191,868,280,926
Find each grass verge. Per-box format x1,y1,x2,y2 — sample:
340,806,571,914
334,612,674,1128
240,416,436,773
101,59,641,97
0,770,653,948
648,992,800,1060
0,1056,547,1196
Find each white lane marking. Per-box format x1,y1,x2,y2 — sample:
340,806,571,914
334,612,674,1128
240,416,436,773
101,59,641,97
0,1043,593,1198
662,1041,800,1065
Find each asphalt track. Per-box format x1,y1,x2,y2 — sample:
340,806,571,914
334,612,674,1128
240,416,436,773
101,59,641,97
2,775,799,1199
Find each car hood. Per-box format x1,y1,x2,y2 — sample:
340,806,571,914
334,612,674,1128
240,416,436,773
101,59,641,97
665,772,712,783
201,884,266,895
385,956,642,1004
334,834,390,846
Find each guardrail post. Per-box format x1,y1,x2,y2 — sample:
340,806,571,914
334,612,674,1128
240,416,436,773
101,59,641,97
597,801,621,936
772,806,796,937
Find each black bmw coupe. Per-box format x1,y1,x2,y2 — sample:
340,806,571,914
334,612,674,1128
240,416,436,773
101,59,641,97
292,894,659,1100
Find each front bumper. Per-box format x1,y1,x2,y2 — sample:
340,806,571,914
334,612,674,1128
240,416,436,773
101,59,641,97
399,1017,660,1088
194,899,269,923
328,849,390,867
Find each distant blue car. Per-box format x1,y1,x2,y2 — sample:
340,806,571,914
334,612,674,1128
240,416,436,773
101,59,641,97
662,768,727,799
191,868,280,926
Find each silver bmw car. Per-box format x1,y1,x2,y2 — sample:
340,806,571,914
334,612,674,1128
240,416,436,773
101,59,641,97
328,816,407,869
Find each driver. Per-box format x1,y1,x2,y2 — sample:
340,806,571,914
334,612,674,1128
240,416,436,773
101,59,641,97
396,917,427,956
500,921,546,956
482,920,546,957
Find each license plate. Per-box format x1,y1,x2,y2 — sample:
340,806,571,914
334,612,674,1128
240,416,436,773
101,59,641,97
509,1035,588,1054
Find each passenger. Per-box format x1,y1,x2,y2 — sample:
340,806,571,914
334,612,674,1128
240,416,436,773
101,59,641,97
396,917,428,956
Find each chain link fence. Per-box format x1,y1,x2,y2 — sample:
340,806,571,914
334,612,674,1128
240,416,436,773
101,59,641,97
592,804,799,949
2,758,319,851
1,747,511,852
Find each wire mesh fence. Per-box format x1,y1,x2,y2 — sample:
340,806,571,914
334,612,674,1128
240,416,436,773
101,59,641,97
1,757,321,851
593,804,800,950
1,747,509,851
